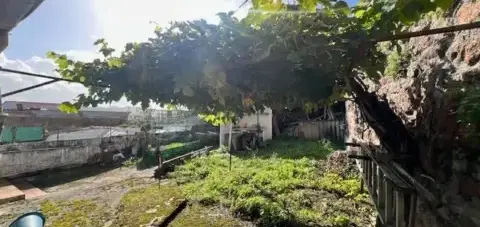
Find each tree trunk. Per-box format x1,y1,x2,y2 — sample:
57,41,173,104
346,74,419,173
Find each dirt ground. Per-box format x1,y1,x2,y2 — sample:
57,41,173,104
0,164,158,226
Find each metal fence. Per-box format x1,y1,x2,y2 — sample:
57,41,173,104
287,120,345,142
348,142,470,227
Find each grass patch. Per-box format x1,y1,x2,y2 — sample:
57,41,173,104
248,137,334,160
39,181,245,227
171,204,243,227
41,200,110,227
170,139,374,226
111,183,185,226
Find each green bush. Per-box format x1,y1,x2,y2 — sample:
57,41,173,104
170,139,374,226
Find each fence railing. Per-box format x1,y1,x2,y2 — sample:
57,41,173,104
350,145,414,227
347,143,466,227
160,146,213,165
155,146,213,178
286,120,344,142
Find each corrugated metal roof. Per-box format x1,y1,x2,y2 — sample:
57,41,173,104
2,108,129,120
33,110,81,118
45,127,140,141
80,111,129,119
2,101,59,110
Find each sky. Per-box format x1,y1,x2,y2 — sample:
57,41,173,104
1,0,356,108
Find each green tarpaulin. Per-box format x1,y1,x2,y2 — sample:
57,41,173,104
0,126,44,143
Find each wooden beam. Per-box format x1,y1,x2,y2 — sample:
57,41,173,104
348,155,371,160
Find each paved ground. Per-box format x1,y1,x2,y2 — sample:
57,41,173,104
0,164,157,226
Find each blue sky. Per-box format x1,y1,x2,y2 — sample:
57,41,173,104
5,0,358,60
5,0,98,60
5,0,247,60
0,0,356,105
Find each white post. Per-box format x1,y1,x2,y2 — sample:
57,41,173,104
0,87,2,113
228,123,233,170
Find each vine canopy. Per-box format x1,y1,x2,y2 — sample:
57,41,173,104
48,0,453,124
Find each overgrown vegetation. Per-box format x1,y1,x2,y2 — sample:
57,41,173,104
111,184,185,226
170,139,374,226
50,0,451,127
41,200,110,227
378,41,411,78
457,86,480,145
171,204,243,227
40,181,242,227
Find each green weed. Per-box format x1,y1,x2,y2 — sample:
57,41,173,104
171,139,374,226
40,200,110,227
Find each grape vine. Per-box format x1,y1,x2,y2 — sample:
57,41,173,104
48,0,453,125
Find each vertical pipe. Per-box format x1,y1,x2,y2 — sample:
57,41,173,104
11,126,16,143
0,87,2,112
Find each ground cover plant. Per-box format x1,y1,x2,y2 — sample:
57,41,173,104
170,138,375,226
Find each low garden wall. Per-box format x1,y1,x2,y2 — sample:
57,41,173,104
0,135,135,178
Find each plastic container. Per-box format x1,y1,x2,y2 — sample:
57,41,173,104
9,212,45,227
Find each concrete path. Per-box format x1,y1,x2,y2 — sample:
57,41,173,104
0,179,24,204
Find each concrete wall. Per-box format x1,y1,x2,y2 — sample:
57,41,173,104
219,108,273,146
0,135,135,178
3,110,128,131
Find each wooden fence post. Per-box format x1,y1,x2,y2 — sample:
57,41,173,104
377,168,385,209
385,181,394,224
372,162,377,199
395,190,405,227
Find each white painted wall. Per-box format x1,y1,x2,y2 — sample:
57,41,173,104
0,135,135,178
219,108,273,146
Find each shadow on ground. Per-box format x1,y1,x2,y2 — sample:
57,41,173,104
16,163,122,189
233,137,345,160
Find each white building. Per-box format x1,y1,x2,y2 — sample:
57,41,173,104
219,108,273,148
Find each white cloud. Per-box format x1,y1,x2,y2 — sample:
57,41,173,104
0,1,252,109
92,0,249,50
60,50,101,62
0,53,87,104
0,53,161,109
0,53,138,108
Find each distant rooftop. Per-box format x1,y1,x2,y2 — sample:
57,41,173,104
2,101,60,110
2,101,129,112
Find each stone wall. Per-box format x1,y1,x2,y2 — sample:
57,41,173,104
0,135,136,178
346,1,480,226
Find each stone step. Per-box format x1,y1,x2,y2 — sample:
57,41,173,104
10,179,46,200
0,178,25,205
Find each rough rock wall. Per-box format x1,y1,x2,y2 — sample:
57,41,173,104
346,1,480,226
